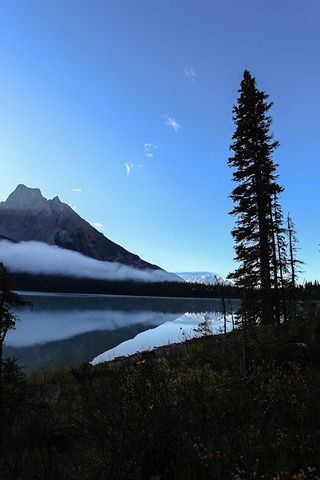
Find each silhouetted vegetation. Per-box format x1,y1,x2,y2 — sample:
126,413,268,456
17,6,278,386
11,271,239,298
297,281,320,301
228,70,306,327
0,263,30,446
1,317,320,479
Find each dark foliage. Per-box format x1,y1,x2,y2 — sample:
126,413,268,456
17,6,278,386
228,70,286,325
297,281,320,301
11,271,239,298
0,263,31,446
1,323,320,479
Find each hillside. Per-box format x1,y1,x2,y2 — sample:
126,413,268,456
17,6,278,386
0,184,160,270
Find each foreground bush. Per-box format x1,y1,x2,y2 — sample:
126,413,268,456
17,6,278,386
1,328,320,479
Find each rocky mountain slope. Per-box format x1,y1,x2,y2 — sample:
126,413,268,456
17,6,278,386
0,184,160,271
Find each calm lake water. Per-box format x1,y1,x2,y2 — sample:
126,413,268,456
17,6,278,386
4,292,241,371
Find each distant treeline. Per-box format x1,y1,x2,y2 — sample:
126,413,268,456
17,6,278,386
9,272,320,300
297,280,320,300
11,272,239,298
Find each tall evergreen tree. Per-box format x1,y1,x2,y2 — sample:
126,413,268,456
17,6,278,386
228,70,284,325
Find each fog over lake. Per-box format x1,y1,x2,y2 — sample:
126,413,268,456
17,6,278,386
4,292,240,371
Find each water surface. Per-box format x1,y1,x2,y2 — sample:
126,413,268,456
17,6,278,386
4,292,240,370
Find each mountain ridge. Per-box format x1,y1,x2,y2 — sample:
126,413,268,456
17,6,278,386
176,271,233,286
0,184,160,271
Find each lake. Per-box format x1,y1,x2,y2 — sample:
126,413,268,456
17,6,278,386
4,292,241,371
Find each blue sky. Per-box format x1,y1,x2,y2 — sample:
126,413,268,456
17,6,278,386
0,0,319,281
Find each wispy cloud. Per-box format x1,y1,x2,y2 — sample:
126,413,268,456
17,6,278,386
72,188,82,193
92,222,103,228
164,115,180,132
124,145,158,175
124,161,134,176
93,222,103,229
184,67,196,82
144,143,159,158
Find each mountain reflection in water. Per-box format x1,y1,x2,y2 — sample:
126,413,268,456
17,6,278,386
4,292,240,371
91,311,234,365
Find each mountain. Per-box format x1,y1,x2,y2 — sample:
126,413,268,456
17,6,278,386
0,184,164,272
176,271,233,286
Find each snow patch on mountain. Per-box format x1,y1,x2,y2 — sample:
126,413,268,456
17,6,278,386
175,271,233,286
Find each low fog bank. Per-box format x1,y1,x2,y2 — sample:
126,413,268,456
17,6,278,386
0,240,181,283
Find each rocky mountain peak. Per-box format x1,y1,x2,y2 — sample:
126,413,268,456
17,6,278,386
48,195,73,216
2,184,47,212
0,184,162,271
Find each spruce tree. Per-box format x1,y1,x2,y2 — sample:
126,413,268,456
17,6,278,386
287,214,303,294
228,70,284,325
0,263,29,445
